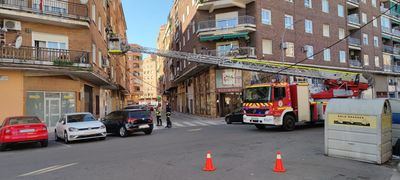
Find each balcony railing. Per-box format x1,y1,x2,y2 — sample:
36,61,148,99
383,45,394,53
0,46,89,66
393,29,400,37
349,59,362,67
200,47,256,58
380,6,400,18
395,47,400,55
347,0,360,4
348,37,361,46
197,15,256,32
0,0,89,19
384,65,400,72
347,14,360,25
382,26,391,34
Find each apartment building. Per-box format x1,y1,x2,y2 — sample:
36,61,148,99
0,0,129,126
161,0,400,117
139,55,159,106
126,44,143,105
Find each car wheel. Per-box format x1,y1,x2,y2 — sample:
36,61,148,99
255,124,266,130
226,117,232,124
0,144,6,151
64,131,70,144
282,114,296,131
40,140,48,147
144,129,152,135
119,126,128,137
55,130,61,142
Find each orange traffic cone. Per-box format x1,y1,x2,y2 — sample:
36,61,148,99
273,151,286,173
203,151,216,171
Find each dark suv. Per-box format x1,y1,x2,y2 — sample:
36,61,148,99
102,110,153,137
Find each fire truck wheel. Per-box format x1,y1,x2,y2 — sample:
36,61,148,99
282,115,296,131
255,124,266,130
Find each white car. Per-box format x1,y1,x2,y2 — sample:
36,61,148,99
55,113,107,144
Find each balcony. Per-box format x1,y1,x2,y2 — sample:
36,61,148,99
349,59,362,68
347,14,360,29
198,0,255,13
381,6,400,19
0,0,89,27
347,0,359,9
197,15,256,39
383,45,394,54
348,37,361,49
384,65,400,72
200,47,256,58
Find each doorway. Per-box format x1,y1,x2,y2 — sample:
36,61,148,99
84,85,93,113
45,98,60,127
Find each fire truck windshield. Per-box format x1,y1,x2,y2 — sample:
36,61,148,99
244,87,272,103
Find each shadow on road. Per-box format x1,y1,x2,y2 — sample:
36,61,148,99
248,123,324,133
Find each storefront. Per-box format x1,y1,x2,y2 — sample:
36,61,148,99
216,69,243,117
26,91,76,127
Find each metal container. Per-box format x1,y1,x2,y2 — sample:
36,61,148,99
389,99,400,146
325,99,392,164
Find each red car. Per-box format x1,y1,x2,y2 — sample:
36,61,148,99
0,116,48,151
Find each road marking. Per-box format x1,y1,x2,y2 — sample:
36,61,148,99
188,128,202,132
18,163,78,177
200,121,219,125
55,142,71,148
181,122,197,126
173,122,184,127
192,121,209,126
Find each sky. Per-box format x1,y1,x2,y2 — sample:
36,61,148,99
121,0,173,49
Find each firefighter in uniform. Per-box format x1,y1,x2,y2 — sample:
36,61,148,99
156,104,162,126
165,103,172,128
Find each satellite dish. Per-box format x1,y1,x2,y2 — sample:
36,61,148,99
80,0,88,4
15,35,22,49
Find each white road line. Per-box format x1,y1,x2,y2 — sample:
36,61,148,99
19,163,78,177
200,121,219,125
187,128,202,132
192,121,209,126
173,122,185,127
181,122,198,127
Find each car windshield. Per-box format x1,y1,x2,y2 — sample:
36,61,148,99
125,105,144,110
244,87,272,103
8,117,41,125
128,110,150,119
67,114,96,123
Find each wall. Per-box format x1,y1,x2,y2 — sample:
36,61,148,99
0,70,24,123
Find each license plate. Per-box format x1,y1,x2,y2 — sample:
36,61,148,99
20,129,35,133
139,125,149,129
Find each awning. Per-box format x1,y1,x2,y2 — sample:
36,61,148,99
199,32,249,42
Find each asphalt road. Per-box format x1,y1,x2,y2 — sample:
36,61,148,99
0,116,398,180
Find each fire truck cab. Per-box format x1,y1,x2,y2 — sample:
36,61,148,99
243,82,325,131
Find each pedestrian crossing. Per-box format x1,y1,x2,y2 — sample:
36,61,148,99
153,120,226,130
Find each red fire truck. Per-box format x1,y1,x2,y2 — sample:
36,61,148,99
243,75,369,131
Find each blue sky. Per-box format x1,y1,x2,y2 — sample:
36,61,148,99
121,0,173,48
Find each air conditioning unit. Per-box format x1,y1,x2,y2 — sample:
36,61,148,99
280,42,287,49
3,20,21,31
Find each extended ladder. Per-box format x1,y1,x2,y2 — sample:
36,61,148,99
129,46,363,82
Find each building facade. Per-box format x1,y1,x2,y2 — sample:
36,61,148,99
161,0,400,117
139,55,159,106
126,44,143,105
0,0,129,126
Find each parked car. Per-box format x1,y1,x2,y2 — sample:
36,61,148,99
102,109,153,137
55,113,107,144
225,108,244,124
124,104,146,110
0,116,48,151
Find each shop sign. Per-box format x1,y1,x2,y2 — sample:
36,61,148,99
216,69,242,92
29,95,41,99
328,113,377,128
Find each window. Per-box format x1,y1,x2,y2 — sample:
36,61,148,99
91,4,96,23
92,44,96,64
322,0,329,13
98,16,102,32
186,6,189,16
262,39,273,55
372,0,377,7
285,42,294,57
373,36,379,47
339,51,346,63
182,14,185,23
381,17,391,31
339,28,345,39
323,24,330,37
192,22,196,33
305,45,314,59
362,13,367,24
375,56,380,67
373,16,378,27
364,54,369,66
183,36,186,46
285,15,294,29
274,87,286,100
262,9,271,25
323,48,331,61
304,0,312,8
363,33,368,45
286,0,293,2
305,19,313,34
337,4,344,17
361,0,366,3
187,31,190,40
98,50,102,65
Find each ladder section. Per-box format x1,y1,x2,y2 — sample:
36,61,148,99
130,46,361,81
